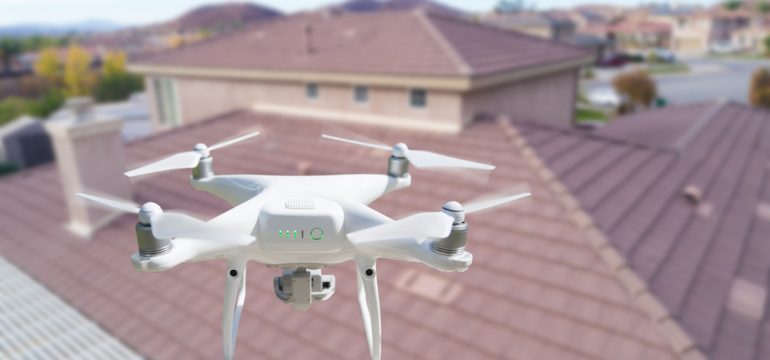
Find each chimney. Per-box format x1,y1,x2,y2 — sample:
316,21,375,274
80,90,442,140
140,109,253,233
304,23,314,55
44,97,132,237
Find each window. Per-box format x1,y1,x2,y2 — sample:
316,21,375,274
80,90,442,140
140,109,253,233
410,89,427,108
306,83,319,99
354,85,368,103
153,77,181,127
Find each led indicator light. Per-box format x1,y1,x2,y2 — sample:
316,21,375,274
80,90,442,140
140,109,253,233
278,230,283,238
310,227,324,240
293,230,297,239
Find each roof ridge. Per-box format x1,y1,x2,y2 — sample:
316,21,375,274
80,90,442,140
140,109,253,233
495,117,705,359
425,9,592,56
414,9,472,75
673,99,729,153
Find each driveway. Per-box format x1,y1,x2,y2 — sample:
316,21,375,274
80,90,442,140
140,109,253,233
583,57,770,105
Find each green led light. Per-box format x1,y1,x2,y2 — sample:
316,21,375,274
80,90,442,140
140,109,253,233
293,230,297,239
278,230,283,238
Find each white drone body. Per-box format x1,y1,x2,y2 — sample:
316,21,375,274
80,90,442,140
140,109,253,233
77,132,530,360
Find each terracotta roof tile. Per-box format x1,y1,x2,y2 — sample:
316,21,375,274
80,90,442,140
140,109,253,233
135,10,590,77
0,110,674,359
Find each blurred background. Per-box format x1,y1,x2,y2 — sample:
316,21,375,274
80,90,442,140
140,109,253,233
1,0,769,359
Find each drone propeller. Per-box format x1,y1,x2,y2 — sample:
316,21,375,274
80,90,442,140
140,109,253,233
124,130,261,178
321,134,495,171
348,192,531,243
75,192,255,244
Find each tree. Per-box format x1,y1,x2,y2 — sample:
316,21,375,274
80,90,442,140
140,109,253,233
760,1,770,13
101,51,126,78
93,72,144,102
0,38,22,73
764,35,770,56
63,44,94,96
724,0,743,11
750,68,770,107
612,70,658,109
34,47,61,84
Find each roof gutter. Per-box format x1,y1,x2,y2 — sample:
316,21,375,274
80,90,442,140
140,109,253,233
128,55,594,92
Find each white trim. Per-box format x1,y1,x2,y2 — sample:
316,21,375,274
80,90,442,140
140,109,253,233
250,103,459,133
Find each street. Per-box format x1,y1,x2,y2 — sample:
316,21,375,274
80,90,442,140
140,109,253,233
583,57,770,105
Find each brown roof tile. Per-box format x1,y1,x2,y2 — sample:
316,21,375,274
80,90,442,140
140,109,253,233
135,9,590,77
522,101,770,359
0,111,675,359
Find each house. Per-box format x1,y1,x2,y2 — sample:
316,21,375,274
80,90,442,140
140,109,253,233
520,100,770,359
480,11,577,43
129,9,594,133
606,17,673,53
0,101,683,359
730,20,770,53
670,6,758,56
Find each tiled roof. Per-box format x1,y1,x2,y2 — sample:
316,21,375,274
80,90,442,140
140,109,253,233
134,10,590,77
0,110,676,359
0,255,140,359
520,100,770,360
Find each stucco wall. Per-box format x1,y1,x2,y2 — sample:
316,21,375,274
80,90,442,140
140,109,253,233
462,70,578,127
147,76,464,131
145,69,580,131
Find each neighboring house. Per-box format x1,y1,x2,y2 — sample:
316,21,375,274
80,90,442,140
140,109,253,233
481,11,576,43
130,9,594,133
0,116,53,169
0,103,683,360
731,21,770,53
520,100,770,359
669,11,713,56
607,17,673,53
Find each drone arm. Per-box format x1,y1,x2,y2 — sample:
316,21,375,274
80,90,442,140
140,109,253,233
223,256,248,360
131,237,254,272
356,238,472,273
355,255,382,360
191,175,271,206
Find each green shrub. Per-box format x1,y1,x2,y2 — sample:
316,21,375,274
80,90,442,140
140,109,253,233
0,97,29,125
93,72,144,102
26,89,65,118
0,162,18,177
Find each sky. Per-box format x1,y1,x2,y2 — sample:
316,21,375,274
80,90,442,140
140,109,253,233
0,0,721,26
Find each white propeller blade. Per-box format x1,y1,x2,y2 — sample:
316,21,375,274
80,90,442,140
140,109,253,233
404,149,494,170
321,134,391,151
321,134,494,170
464,192,532,214
348,212,454,243
76,192,140,214
151,213,255,244
125,130,261,177
124,151,202,177
209,131,261,151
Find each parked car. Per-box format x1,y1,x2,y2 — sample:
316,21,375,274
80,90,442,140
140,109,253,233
710,42,739,54
587,87,622,108
597,54,627,68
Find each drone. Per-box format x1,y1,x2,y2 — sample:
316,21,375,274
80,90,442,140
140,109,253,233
76,130,530,360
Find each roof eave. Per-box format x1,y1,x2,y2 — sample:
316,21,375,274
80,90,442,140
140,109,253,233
129,55,593,92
